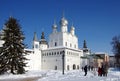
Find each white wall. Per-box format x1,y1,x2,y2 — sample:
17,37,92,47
25,48,42,70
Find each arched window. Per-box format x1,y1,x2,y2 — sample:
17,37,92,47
55,42,57,46
73,64,76,70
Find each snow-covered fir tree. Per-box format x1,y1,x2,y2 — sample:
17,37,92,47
0,17,27,74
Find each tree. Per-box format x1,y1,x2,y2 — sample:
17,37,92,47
111,35,120,67
0,17,27,74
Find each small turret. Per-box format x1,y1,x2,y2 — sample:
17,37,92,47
70,24,75,35
52,19,57,33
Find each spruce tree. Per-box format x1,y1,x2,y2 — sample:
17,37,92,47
111,35,120,68
0,17,27,74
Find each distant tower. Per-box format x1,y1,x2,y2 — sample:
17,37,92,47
60,14,68,32
39,32,48,50
83,40,90,53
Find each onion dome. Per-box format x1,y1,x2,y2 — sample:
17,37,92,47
60,17,68,26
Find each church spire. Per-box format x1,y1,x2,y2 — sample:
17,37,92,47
39,32,47,44
70,22,75,35
41,32,45,39
83,40,87,48
33,32,38,41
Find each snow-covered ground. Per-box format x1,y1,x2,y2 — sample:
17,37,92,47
0,68,120,81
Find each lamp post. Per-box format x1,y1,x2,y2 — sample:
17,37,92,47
62,50,65,75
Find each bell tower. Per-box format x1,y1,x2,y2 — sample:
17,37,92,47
39,32,48,50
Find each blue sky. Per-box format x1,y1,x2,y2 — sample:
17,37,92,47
0,0,120,54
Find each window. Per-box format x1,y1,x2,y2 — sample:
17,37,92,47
65,42,67,46
67,65,69,70
55,42,57,46
57,52,59,55
54,52,56,55
73,64,76,70
49,53,51,55
55,66,57,70
35,44,38,49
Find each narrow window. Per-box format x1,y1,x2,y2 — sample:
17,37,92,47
65,42,67,46
67,65,69,70
55,42,57,46
55,66,57,70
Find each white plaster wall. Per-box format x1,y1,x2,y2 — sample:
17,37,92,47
49,32,78,49
40,44,48,50
63,33,78,49
42,55,62,70
65,49,82,70
42,48,83,70
25,48,41,70
49,32,63,47
41,49,64,70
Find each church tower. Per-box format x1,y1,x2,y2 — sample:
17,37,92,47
39,32,48,50
31,32,41,70
83,40,90,54
33,32,39,50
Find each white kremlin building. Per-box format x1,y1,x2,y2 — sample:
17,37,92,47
0,15,91,71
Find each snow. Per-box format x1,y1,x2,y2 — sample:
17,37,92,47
0,68,120,81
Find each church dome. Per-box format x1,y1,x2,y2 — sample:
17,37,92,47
52,24,57,29
60,17,68,26
71,26,75,30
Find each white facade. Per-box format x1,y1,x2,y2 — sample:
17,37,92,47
41,47,82,70
41,16,82,70
0,15,85,71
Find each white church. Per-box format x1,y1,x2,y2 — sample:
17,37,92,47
0,15,91,71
